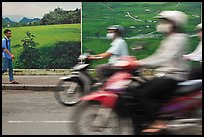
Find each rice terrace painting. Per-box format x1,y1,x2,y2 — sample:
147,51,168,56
82,2,201,67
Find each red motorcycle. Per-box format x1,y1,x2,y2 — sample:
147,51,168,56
71,56,202,135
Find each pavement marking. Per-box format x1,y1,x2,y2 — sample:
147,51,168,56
8,121,75,123
8,121,33,123
35,121,76,123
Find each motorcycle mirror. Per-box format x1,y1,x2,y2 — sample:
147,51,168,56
131,46,143,51
131,42,147,51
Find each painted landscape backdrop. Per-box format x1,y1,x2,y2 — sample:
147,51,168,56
2,7,81,69
82,2,201,67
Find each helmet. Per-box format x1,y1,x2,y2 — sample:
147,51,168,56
154,11,188,27
107,25,124,32
195,23,202,31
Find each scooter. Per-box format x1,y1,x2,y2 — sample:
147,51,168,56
71,56,202,135
54,44,145,106
54,50,103,106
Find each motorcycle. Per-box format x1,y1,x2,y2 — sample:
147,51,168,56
71,56,202,135
54,50,104,106
54,44,146,106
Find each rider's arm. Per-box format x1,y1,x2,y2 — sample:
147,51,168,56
138,34,188,67
183,41,202,61
89,52,112,60
183,54,202,61
89,42,119,60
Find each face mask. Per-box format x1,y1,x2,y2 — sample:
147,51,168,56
156,23,173,33
106,33,115,39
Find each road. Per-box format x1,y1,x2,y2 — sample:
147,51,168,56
2,90,202,135
2,90,76,135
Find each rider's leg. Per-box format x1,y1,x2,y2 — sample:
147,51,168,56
133,77,178,133
96,64,115,81
188,64,202,80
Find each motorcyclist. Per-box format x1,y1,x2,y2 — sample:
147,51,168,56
183,23,202,80
128,11,190,134
88,25,129,81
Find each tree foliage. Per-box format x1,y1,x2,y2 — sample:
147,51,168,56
40,7,81,25
18,31,42,68
2,8,81,27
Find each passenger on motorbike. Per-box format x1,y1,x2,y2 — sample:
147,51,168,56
128,11,190,134
183,23,202,80
88,25,129,81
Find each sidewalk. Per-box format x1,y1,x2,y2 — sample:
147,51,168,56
2,69,96,91
2,75,62,91
2,69,154,91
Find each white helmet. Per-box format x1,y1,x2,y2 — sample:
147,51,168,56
195,23,202,30
154,11,188,27
107,25,124,32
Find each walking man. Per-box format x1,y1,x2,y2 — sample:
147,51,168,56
2,29,19,84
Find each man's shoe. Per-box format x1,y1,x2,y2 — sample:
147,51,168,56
10,80,19,84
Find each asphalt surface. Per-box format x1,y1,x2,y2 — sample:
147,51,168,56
2,90,202,135
2,90,77,135
2,73,202,135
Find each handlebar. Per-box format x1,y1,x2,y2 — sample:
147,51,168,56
78,54,89,61
78,53,103,62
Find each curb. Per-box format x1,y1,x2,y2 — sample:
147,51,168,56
2,84,57,91
3,69,72,75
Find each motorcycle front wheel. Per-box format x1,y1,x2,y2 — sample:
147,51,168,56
54,79,83,106
71,101,134,135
